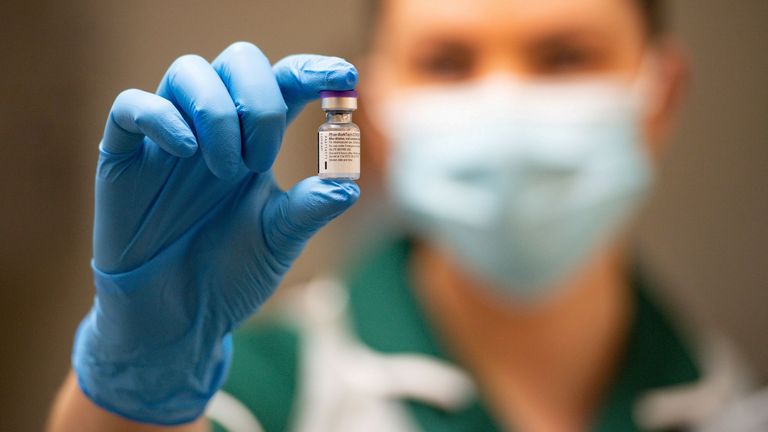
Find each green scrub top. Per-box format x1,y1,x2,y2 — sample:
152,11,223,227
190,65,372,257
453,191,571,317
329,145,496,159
213,238,700,432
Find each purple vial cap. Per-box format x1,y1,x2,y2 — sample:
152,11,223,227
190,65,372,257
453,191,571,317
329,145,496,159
319,90,357,98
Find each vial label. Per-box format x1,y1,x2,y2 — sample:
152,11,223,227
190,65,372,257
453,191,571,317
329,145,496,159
318,129,360,175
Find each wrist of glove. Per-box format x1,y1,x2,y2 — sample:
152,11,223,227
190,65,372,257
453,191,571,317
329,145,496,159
73,240,233,425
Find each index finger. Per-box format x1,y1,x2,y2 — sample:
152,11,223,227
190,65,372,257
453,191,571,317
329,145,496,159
272,55,358,123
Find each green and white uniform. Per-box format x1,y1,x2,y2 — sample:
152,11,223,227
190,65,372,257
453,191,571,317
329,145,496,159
209,239,753,432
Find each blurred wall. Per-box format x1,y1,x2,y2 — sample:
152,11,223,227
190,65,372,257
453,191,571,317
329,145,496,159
639,0,768,372
0,1,91,430
0,1,765,430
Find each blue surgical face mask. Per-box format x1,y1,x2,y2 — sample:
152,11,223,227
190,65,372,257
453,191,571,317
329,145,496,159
376,75,655,299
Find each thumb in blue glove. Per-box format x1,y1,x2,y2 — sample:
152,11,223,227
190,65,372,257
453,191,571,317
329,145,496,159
73,42,360,425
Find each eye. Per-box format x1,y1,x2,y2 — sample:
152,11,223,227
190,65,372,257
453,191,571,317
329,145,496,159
411,44,475,82
528,40,605,76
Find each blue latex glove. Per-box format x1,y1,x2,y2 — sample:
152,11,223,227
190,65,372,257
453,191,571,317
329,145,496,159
72,42,360,425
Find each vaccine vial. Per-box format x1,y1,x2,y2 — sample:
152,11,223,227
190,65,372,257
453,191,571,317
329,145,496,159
318,90,360,180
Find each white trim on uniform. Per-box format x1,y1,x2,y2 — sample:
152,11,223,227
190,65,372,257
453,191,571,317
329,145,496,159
206,390,264,432
208,277,760,432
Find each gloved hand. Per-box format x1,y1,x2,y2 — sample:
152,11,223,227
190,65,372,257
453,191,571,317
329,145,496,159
72,42,360,425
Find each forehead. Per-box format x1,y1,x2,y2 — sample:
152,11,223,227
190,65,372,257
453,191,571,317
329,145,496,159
379,0,644,43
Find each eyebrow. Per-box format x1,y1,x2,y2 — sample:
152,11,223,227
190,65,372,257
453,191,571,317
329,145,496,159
408,35,475,50
521,25,615,47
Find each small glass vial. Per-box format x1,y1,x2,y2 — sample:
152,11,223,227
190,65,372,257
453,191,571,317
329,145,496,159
318,90,360,180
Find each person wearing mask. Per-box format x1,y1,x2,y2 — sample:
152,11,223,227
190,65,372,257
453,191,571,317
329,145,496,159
48,0,759,431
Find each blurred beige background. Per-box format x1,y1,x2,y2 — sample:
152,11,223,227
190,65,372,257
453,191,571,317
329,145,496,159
0,1,766,430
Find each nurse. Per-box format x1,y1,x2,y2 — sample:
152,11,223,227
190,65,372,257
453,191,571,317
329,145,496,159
48,0,756,431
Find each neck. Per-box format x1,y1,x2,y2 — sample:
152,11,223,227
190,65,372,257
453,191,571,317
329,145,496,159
411,242,632,432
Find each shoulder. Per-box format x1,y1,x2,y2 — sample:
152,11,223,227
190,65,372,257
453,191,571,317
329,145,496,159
212,318,301,432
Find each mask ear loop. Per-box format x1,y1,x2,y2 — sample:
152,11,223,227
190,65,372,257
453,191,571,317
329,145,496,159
630,52,665,174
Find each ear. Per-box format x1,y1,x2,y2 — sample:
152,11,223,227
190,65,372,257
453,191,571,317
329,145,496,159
645,39,689,159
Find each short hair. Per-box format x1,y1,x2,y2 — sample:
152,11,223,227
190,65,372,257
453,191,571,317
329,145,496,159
639,0,665,37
